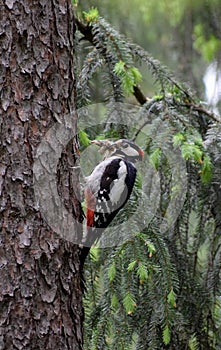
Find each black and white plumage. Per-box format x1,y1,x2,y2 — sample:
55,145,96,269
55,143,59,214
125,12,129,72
80,139,144,266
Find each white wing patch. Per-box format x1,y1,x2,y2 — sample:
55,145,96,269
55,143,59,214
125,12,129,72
85,156,118,196
109,160,127,205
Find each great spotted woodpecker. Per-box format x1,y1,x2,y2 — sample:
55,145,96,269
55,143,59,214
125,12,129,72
80,139,144,267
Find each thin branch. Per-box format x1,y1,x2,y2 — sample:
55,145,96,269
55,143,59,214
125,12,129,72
75,18,94,43
183,103,221,123
133,85,147,105
76,18,147,106
132,119,150,141
76,18,221,125
130,44,195,102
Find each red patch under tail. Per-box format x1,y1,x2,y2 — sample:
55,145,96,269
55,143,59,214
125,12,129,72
84,187,96,228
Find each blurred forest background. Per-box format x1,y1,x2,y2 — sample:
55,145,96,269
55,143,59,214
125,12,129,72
77,0,221,113
74,1,221,349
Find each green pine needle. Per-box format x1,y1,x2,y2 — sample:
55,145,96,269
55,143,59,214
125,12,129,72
108,262,116,283
123,292,136,315
83,7,99,23
149,147,162,170
163,325,171,345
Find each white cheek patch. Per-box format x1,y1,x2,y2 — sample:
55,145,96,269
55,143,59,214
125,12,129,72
123,147,139,157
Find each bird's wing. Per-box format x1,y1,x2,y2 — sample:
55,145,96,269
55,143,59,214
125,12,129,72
85,158,136,232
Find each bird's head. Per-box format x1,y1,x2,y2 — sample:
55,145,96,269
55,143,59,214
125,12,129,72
91,139,144,163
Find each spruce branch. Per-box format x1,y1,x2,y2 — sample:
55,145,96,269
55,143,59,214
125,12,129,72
77,12,221,350
133,85,148,105
75,18,94,43
76,18,220,126
76,18,147,104
183,102,221,123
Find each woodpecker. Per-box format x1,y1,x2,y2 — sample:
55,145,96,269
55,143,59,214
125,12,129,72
80,139,144,267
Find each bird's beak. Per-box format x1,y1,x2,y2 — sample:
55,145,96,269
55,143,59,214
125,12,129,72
91,140,110,147
91,140,112,148
90,140,103,146
91,140,113,155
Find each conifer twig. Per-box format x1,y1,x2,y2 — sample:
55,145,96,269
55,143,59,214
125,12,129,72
183,103,221,123
76,18,147,105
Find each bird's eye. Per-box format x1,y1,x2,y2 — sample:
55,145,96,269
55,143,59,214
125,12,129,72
122,143,129,148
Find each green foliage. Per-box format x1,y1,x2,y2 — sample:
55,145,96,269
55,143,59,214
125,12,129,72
181,142,202,161
163,325,171,345
76,10,193,107
188,334,199,350
173,132,213,183
194,24,221,62
83,7,99,23
123,291,137,315
78,129,91,147
167,288,177,308
108,262,116,283
110,293,119,310
173,132,186,146
114,61,142,95
213,298,221,329
149,147,162,170
77,0,221,102
76,7,221,350
200,155,213,183
137,262,148,283
127,260,137,272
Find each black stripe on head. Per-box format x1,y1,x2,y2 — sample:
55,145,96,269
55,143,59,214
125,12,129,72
111,139,143,162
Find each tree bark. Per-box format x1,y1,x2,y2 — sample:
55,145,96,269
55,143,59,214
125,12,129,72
0,1,84,349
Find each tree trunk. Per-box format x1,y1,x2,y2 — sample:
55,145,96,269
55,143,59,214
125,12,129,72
0,1,84,349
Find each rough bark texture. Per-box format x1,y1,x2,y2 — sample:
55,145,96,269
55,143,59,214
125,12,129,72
0,1,84,349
